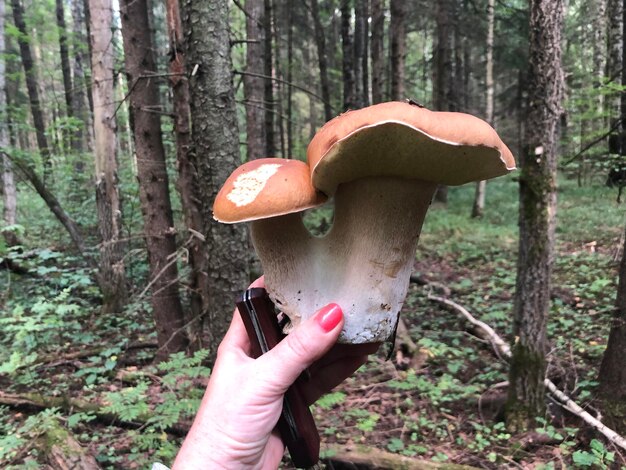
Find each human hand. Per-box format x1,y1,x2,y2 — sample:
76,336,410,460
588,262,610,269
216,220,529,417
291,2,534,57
172,278,379,469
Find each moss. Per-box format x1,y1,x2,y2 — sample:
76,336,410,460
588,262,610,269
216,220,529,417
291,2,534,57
505,342,547,433
598,398,626,435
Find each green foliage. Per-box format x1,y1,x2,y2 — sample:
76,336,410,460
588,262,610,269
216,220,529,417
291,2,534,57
0,288,84,379
316,391,346,409
0,408,61,465
572,440,615,469
95,350,210,465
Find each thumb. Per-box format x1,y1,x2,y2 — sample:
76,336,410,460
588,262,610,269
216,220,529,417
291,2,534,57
256,303,344,393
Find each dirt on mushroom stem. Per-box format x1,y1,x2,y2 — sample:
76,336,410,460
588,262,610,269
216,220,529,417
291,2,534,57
250,176,438,344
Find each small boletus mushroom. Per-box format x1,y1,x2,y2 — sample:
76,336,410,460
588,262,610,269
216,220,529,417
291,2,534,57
214,101,515,344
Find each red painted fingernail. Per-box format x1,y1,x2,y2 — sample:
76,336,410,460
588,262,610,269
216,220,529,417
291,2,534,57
317,303,343,332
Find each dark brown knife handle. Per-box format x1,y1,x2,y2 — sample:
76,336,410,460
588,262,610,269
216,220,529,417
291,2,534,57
235,288,320,468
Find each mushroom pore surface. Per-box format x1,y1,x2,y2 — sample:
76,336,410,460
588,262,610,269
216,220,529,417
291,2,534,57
250,176,437,344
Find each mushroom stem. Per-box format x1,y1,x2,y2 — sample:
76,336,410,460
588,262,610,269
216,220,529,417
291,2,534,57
251,176,437,343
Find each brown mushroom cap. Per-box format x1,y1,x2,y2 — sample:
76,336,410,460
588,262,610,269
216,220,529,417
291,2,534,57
307,101,516,196
213,158,327,223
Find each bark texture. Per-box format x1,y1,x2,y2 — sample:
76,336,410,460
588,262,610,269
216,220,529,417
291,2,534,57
370,0,384,104
89,0,127,314
506,0,564,432
0,0,18,247
598,0,626,435
119,0,189,357
389,0,406,100
166,0,208,348
263,0,275,156
10,0,52,182
354,0,368,107
607,0,622,126
598,220,626,433
341,2,355,110
310,0,333,121
182,0,250,355
433,0,455,203
56,0,76,150
71,0,92,152
243,0,266,160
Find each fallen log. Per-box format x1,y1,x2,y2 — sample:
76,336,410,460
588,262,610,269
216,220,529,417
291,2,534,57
322,444,479,470
0,391,191,437
44,420,101,470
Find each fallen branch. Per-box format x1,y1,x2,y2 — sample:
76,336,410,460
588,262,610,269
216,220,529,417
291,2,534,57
428,294,626,452
322,444,479,469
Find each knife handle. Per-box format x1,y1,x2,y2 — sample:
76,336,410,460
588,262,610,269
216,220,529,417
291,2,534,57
235,287,320,468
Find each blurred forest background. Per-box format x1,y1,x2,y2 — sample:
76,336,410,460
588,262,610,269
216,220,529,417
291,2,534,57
1,0,626,468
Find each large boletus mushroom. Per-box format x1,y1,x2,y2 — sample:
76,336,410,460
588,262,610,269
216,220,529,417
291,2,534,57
214,101,515,344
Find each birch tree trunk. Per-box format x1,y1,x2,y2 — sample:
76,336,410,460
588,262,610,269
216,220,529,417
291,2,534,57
89,0,127,314
243,0,266,160
182,0,250,356
506,0,564,432
471,0,494,218
165,0,208,349
370,0,384,104
120,0,189,357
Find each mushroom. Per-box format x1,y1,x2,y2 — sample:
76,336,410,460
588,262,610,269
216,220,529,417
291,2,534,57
214,101,515,344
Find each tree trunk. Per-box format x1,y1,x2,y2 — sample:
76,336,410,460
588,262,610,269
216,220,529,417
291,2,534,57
56,0,77,152
0,0,18,247
598,220,626,433
165,0,209,349
119,0,189,358
10,157,86,253
310,0,333,121
356,0,368,107
433,0,455,204
286,2,293,156
71,0,91,153
182,0,251,357
598,0,626,435
471,0,494,218
89,0,128,314
506,0,564,432
263,0,275,156
607,0,622,128
341,2,355,111
243,0,266,160
370,0,384,104
353,0,366,108
389,0,406,100
10,0,52,183
82,0,95,115
272,10,286,158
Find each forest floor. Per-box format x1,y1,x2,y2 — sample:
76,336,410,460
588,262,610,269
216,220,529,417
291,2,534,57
1,175,625,469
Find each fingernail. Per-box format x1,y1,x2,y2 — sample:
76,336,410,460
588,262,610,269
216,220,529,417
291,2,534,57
317,303,343,332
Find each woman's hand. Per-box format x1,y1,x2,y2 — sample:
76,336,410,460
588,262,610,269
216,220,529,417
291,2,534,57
172,278,378,469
